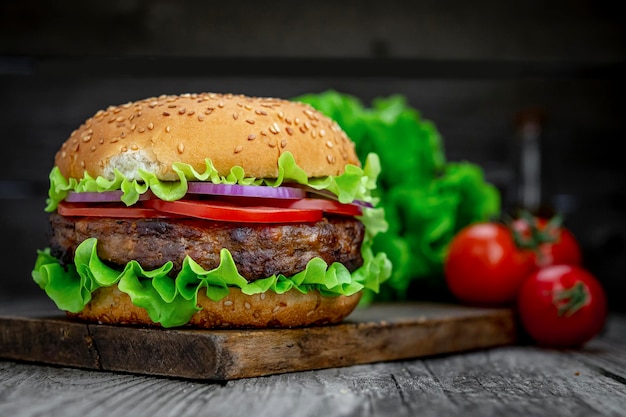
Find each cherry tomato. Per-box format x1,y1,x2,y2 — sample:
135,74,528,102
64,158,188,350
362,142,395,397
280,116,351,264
512,215,582,268
444,222,535,305
517,264,607,347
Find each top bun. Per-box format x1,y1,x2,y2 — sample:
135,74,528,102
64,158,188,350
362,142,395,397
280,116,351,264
55,92,360,181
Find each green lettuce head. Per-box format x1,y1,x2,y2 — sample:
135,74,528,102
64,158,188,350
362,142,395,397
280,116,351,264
32,93,392,328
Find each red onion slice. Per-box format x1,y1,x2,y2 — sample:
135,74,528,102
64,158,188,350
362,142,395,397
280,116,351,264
65,190,153,203
186,182,307,199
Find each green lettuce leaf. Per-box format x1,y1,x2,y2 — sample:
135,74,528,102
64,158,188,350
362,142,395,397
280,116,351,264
33,237,392,328
45,151,379,211
295,90,501,301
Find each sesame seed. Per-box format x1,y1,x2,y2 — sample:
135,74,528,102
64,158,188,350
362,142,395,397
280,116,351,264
80,160,86,168
163,112,170,116
268,141,277,148
224,300,234,307
244,302,251,310
232,112,239,120
269,122,280,134
138,127,145,133
204,109,213,115
255,109,267,116
286,127,293,135
178,107,186,115
116,116,125,122
311,130,317,138
147,122,154,130
294,117,300,125
246,119,255,124
218,101,224,108
165,126,171,133
319,129,326,137
149,101,158,108
248,134,256,141
299,126,306,133
90,145,96,152
327,154,335,164
61,151,67,158
177,143,184,154
234,145,243,153
272,306,280,313
121,146,128,152
110,137,120,143
244,104,252,110
326,140,334,148
260,292,266,300
197,114,205,121
130,144,139,151
168,104,177,108
260,130,267,136
81,135,92,143
281,139,287,148
277,111,284,119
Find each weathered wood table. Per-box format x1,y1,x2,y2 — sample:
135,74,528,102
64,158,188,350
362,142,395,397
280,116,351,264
1,294,625,417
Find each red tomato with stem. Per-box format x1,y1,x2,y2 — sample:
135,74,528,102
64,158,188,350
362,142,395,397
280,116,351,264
444,222,535,306
512,215,582,268
517,264,607,347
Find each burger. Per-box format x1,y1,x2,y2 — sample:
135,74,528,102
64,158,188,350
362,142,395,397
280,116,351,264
32,92,391,329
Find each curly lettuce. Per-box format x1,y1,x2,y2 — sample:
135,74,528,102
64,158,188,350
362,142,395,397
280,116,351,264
34,151,392,327
33,237,391,328
46,151,380,211
295,90,500,301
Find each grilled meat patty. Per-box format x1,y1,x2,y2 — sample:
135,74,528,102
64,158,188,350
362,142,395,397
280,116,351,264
49,213,365,281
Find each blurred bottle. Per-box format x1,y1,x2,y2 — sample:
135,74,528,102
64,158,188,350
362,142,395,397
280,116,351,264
510,108,553,218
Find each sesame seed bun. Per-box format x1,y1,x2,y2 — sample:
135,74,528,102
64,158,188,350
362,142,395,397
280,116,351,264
67,285,362,329
55,92,360,181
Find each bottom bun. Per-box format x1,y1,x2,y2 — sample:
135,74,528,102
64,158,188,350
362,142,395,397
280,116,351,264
66,285,362,329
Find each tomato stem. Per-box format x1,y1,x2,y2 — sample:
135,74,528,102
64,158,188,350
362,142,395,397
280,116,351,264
552,281,589,317
509,210,563,263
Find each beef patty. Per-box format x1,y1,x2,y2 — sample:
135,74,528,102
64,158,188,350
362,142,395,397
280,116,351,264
49,213,365,281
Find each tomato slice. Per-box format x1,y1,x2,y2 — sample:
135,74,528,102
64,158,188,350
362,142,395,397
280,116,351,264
216,196,362,217
57,202,171,219
286,198,362,216
144,199,323,223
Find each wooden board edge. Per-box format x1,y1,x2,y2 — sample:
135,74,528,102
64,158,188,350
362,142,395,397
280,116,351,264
214,309,517,379
0,306,518,380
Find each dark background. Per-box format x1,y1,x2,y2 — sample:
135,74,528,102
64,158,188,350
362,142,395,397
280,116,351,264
1,0,625,310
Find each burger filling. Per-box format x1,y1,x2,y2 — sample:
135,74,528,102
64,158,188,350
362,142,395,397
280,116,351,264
49,213,365,281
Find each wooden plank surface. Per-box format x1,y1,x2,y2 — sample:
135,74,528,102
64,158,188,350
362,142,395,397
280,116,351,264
0,302,516,380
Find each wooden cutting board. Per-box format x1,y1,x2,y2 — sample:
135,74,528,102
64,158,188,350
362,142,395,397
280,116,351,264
0,303,516,380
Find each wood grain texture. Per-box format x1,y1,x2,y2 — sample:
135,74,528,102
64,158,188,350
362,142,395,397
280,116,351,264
0,297,624,417
0,303,516,380
0,315,625,417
